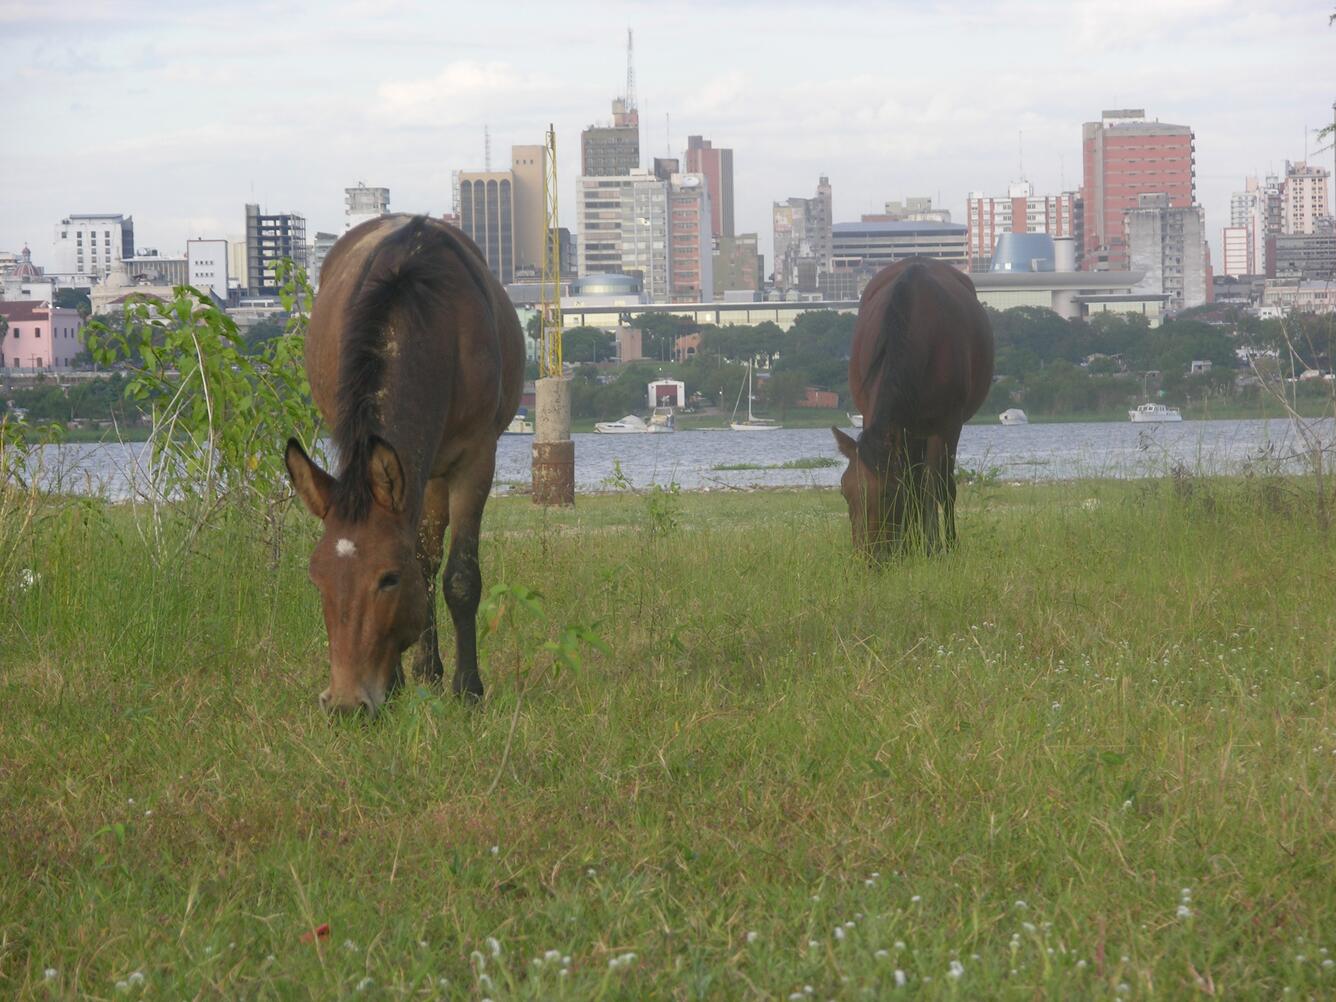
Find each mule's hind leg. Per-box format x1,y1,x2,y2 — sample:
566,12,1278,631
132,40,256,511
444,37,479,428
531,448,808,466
411,477,450,684
443,453,496,702
942,426,963,549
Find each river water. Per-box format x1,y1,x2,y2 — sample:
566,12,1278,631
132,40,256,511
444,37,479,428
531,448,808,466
30,417,1328,500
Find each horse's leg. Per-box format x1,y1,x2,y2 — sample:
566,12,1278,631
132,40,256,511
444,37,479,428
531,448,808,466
943,426,963,549
411,477,450,684
905,435,930,554
443,452,495,702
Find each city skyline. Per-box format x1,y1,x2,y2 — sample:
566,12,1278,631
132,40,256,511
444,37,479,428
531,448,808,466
3,0,1333,272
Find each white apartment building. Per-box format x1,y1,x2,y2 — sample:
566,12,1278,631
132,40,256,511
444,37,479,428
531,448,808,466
1282,162,1331,236
1221,226,1250,278
187,239,229,298
50,213,135,283
345,184,390,231
576,168,670,302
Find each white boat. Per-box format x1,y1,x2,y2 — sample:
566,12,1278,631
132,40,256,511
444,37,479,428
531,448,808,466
999,408,1028,426
1128,402,1182,423
503,410,534,435
648,406,676,432
847,412,864,429
594,414,672,434
730,361,782,432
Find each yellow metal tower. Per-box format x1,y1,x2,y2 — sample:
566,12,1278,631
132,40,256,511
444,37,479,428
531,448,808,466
539,124,563,377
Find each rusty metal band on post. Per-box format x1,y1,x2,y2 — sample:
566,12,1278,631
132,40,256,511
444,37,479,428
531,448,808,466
531,440,575,506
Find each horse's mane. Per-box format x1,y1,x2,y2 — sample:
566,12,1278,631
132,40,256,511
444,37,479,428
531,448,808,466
331,216,496,521
858,259,926,471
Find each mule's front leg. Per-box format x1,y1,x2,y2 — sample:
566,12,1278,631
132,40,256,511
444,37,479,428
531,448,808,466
411,478,450,684
443,461,494,702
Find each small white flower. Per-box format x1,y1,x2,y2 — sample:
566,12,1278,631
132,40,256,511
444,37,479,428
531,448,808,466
894,969,907,987
490,845,499,855
1022,922,1037,933
562,955,570,965
343,940,357,952
1180,887,1192,898
478,974,493,989
44,969,58,980
1323,958,1334,969
871,871,880,878
808,939,819,949
1051,701,1061,711
486,937,502,958
418,940,428,949
1177,904,1192,919
804,986,814,995
844,920,855,929
789,994,805,1001
1014,900,1028,910
18,568,39,590
746,931,759,943
544,949,562,963
115,980,129,992
948,960,964,980
811,894,820,902
894,940,905,950
910,895,921,903
1117,983,1131,996
356,977,373,991
865,879,875,887
128,972,144,986
875,949,889,959
560,967,569,977
586,868,596,877
834,927,845,941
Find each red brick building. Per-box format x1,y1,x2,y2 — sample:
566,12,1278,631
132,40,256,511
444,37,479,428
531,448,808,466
1081,110,1195,271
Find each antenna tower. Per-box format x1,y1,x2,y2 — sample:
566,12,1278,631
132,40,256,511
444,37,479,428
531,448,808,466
484,124,492,171
540,124,563,377
625,28,636,112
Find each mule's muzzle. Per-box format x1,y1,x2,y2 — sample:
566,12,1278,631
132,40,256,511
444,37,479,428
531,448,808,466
319,686,381,718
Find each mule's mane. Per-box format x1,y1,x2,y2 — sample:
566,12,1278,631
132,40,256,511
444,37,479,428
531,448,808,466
857,259,926,473
331,216,495,521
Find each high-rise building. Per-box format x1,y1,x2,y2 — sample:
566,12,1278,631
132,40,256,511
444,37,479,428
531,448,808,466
309,232,339,288
668,173,713,303
575,168,670,301
773,176,833,292
345,184,390,231
1221,226,1250,278
186,239,228,298
510,144,546,277
1282,161,1331,235
831,221,969,273
1271,218,1336,279
581,98,640,177
457,171,515,284
1126,193,1206,311
1081,109,1195,271
685,135,735,239
51,213,135,283
1228,177,1269,276
244,204,307,295
865,197,951,224
965,181,1081,270
714,233,761,294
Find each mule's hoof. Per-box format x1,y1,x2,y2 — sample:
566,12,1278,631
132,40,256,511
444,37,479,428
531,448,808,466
452,673,485,706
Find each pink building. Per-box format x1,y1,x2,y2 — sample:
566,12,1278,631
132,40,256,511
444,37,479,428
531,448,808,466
965,181,1080,269
0,300,86,371
1082,110,1195,271
669,174,714,303
685,135,734,239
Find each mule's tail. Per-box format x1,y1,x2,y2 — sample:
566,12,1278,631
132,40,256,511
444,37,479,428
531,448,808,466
864,258,926,436
332,216,484,521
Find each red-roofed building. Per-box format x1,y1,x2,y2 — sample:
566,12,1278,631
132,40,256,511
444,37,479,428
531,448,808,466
0,300,86,370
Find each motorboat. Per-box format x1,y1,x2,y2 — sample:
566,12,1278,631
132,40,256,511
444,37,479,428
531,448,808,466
847,412,864,429
999,408,1028,426
503,409,534,435
1128,402,1182,423
594,414,671,434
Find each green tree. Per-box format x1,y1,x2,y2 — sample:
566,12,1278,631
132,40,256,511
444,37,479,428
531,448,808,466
764,370,807,418
562,326,616,364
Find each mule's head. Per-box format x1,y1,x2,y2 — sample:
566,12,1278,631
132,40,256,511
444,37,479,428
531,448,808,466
832,426,909,561
285,437,429,717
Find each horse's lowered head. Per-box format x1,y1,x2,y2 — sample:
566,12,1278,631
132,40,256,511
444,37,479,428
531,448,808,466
285,436,429,717
832,425,911,562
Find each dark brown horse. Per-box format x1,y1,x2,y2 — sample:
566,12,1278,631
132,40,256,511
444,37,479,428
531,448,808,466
285,215,523,715
832,257,994,559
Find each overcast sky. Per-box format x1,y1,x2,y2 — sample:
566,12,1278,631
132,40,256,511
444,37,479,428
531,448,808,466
3,0,1333,271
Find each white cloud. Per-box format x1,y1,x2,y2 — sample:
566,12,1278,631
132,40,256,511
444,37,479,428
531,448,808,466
376,61,555,127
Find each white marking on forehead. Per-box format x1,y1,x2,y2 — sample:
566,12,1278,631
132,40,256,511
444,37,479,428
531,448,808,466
335,538,357,558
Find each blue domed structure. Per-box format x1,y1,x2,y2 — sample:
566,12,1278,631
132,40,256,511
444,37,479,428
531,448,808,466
990,233,1056,273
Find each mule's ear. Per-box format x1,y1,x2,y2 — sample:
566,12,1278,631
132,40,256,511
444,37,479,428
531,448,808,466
368,436,407,513
285,438,333,519
832,426,858,460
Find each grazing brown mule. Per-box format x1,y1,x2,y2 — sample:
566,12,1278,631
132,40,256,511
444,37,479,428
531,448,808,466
832,257,994,559
284,215,523,715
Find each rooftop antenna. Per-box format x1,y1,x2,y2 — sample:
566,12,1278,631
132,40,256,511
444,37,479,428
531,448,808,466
666,112,671,157
1018,130,1024,179
484,124,492,171
625,28,636,113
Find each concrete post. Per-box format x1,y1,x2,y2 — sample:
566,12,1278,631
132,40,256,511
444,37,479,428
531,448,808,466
531,375,574,505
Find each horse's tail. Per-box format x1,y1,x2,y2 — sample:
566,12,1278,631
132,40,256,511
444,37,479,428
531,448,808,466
332,216,486,520
864,258,926,436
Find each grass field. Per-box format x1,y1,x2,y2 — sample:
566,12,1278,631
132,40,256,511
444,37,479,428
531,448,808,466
3,474,1335,999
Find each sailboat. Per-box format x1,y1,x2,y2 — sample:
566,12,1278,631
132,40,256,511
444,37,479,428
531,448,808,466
730,360,782,431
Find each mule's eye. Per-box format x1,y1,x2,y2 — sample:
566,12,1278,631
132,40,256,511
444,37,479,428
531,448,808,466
378,572,401,591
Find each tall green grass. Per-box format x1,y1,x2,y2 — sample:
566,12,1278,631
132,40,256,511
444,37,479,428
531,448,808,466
2,476,1334,998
